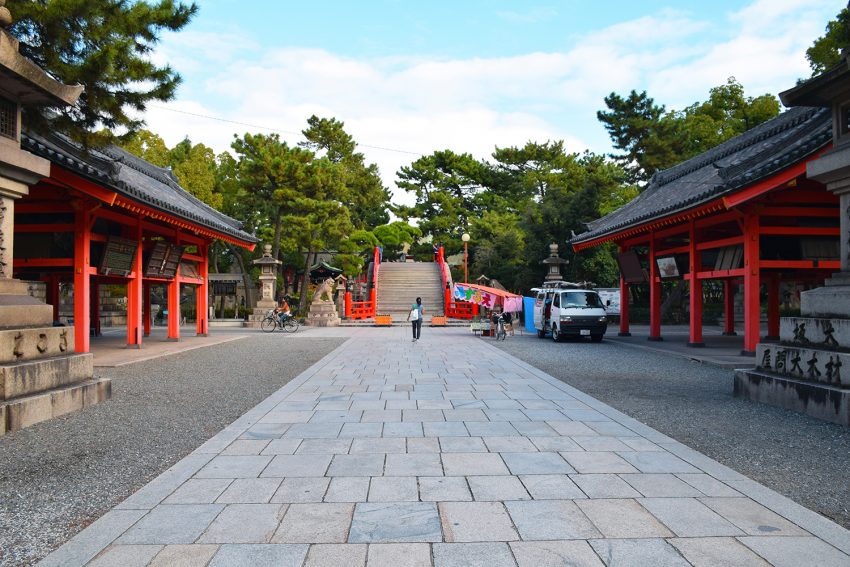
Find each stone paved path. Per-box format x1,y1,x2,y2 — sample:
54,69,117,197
39,328,850,566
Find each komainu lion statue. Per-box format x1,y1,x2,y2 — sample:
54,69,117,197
312,277,335,303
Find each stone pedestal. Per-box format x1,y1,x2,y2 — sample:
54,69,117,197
307,300,340,327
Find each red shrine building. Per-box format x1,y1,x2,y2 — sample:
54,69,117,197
13,130,257,353
571,106,838,354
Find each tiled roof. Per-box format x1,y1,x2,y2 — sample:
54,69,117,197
22,130,257,245
571,106,831,245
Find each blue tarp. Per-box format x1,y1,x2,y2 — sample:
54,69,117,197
523,297,536,333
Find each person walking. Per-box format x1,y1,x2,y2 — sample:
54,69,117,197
407,297,424,342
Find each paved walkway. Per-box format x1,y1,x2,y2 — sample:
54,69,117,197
39,328,850,567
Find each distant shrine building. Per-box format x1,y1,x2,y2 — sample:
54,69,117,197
571,106,838,354
13,130,257,353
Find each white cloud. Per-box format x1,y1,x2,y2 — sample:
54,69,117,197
144,0,843,209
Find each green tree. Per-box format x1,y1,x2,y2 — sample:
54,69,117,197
396,149,488,252
806,3,850,75
597,78,780,184
301,115,391,228
373,221,422,260
469,210,527,289
9,0,197,146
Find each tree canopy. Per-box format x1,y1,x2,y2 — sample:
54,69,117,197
806,2,850,75
8,0,197,146
597,78,780,184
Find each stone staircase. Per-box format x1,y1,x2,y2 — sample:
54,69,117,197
376,262,445,322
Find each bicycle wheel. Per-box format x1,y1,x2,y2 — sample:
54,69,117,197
260,316,278,333
283,317,299,333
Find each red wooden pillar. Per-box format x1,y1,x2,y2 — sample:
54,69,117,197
196,242,209,336
648,231,662,341
618,245,631,336
127,221,143,348
167,232,182,341
73,208,91,353
143,281,151,337
344,291,352,318
91,279,100,337
369,287,377,317
743,214,761,354
688,220,704,347
766,275,780,340
722,280,737,335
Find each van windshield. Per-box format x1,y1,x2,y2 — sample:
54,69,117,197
561,291,603,308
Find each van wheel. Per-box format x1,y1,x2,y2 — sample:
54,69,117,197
537,329,545,339
551,325,561,342
591,333,603,343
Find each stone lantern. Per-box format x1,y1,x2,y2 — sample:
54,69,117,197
542,243,568,281
252,244,281,310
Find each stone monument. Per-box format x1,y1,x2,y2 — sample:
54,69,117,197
246,244,281,328
0,4,111,435
307,277,340,327
734,56,850,425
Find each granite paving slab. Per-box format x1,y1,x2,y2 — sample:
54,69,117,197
38,328,850,567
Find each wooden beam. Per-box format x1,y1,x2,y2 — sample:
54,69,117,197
760,206,838,217
695,235,744,251
759,226,839,236
722,162,809,209
14,223,74,232
13,258,73,268
760,260,840,269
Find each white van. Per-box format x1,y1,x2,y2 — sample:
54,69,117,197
533,282,609,342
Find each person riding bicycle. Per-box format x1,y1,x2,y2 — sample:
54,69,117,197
275,296,292,324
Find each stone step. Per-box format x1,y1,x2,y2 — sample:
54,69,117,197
0,377,111,435
1,353,93,400
0,326,76,363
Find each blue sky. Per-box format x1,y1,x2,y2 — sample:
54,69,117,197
147,0,845,204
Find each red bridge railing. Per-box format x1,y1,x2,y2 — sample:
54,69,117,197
437,246,476,320
345,246,379,320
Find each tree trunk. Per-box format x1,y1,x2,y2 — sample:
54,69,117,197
271,206,284,274
298,249,315,315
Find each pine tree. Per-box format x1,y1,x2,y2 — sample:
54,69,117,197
8,0,197,146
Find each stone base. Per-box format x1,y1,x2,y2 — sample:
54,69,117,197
244,307,274,329
307,301,340,327
0,326,75,363
800,281,850,318
1,377,111,433
781,316,850,349
1,352,93,399
734,369,849,426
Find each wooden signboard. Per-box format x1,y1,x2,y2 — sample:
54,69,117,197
144,242,184,279
99,236,139,277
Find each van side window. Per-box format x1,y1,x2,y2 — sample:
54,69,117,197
536,292,545,301
553,293,560,308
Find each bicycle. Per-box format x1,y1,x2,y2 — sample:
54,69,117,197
261,309,300,333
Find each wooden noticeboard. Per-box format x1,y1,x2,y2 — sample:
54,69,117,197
144,242,184,279
99,237,139,277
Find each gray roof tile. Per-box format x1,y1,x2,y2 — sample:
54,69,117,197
22,130,257,245
572,106,831,245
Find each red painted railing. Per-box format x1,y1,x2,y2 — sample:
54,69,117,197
346,246,380,320
437,245,476,319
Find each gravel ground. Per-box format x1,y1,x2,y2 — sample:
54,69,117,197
492,333,850,530
0,334,345,567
